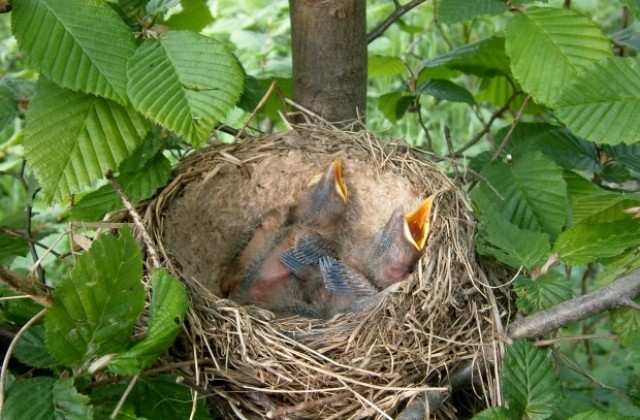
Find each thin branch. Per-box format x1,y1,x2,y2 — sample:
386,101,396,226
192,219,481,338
508,269,640,339
0,226,63,258
443,126,461,181
416,100,434,152
489,95,530,163
431,0,452,49
109,374,139,419
535,334,618,347
455,91,519,155
367,0,427,44
0,267,51,307
107,174,161,269
0,308,47,412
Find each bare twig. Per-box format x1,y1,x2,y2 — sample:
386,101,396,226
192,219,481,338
107,174,161,269
0,267,51,307
233,80,277,143
109,374,139,419
367,0,427,44
416,101,434,152
455,91,519,155
535,334,618,347
431,0,452,49
508,269,640,339
0,227,63,258
489,95,530,163
443,126,461,181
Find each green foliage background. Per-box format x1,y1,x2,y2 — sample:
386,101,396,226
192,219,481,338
0,0,640,418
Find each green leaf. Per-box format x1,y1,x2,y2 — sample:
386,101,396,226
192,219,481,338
147,0,179,15
611,24,640,52
595,247,640,287
603,144,640,173
12,0,136,104
568,410,639,420
109,269,187,376
475,76,544,114
437,0,508,24
419,79,474,104
421,36,511,77
0,284,44,325
564,171,604,204
120,153,172,202
474,188,551,270
0,231,29,264
611,302,640,345
554,220,640,265
127,31,244,146
471,407,515,420
368,55,406,78
71,151,171,221
2,377,93,420
502,339,562,419
505,7,612,106
92,376,209,420
164,0,214,32
0,79,34,132
556,57,640,145
70,184,121,222
378,91,414,123
13,324,60,369
2,377,57,420
118,127,169,174
475,151,568,238
52,377,94,419
621,0,640,18
45,225,144,369
24,79,150,201
514,272,572,315
113,0,147,21
572,193,640,225
502,123,599,172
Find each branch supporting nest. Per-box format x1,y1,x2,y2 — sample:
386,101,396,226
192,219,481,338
508,269,640,339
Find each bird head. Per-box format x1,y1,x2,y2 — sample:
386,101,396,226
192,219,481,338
293,159,350,229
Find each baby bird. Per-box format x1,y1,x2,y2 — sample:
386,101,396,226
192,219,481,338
226,159,351,317
319,195,435,307
220,207,288,295
291,158,349,232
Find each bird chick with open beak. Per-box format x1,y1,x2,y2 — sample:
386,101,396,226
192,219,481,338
318,195,435,314
227,159,351,317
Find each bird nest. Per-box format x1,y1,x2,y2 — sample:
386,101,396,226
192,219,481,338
137,124,510,419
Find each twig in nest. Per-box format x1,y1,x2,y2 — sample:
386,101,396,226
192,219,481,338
107,174,161,269
233,80,277,143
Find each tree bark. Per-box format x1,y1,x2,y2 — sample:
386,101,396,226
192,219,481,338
289,0,367,125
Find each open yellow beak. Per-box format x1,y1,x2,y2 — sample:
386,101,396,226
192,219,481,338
307,159,349,203
404,195,435,251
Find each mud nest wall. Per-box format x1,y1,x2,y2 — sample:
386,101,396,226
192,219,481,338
141,125,509,419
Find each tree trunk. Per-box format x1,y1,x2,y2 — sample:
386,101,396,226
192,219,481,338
289,0,367,125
